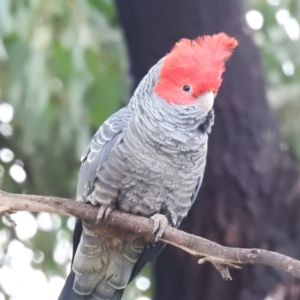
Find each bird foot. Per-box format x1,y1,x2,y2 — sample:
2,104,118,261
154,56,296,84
150,214,169,242
95,205,114,224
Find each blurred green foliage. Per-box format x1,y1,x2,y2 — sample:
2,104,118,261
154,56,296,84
0,0,130,299
0,0,299,299
0,0,129,197
249,0,300,158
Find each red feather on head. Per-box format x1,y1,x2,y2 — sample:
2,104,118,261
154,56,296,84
155,33,238,105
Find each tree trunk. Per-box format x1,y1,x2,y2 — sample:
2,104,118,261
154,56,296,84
114,0,300,299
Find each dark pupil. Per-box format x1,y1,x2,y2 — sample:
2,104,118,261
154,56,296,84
183,85,190,92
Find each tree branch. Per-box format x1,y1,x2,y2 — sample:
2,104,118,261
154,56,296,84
0,189,299,280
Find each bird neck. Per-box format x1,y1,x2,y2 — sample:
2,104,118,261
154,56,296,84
129,60,212,132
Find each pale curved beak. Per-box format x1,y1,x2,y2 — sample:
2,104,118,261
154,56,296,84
196,91,214,111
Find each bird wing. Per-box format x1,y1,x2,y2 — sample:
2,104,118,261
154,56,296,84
76,106,133,201
59,107,133,300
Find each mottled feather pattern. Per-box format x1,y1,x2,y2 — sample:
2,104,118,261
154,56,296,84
58,32,236,300
77,108,133,203
70,67,212,299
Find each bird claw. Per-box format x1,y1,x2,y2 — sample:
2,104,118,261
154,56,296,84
96,205,114,224
150,214,169,242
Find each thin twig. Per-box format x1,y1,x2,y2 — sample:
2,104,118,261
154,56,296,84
0,189,299,280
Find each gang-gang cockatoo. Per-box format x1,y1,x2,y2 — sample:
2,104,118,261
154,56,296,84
59,33,238,300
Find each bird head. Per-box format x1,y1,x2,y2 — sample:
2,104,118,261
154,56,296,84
154,33,238,112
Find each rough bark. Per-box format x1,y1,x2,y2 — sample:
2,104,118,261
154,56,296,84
114,0,300,299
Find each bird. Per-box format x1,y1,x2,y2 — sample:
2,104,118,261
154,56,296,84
58,33,237,300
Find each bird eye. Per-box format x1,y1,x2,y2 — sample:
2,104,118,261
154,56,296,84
183,85,191,92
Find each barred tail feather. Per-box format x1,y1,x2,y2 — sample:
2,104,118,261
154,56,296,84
64,227,144,300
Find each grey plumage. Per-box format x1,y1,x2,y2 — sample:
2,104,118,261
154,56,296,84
57,33,238,300
62,59,214,300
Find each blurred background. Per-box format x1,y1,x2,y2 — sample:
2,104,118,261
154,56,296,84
0,0,299,299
